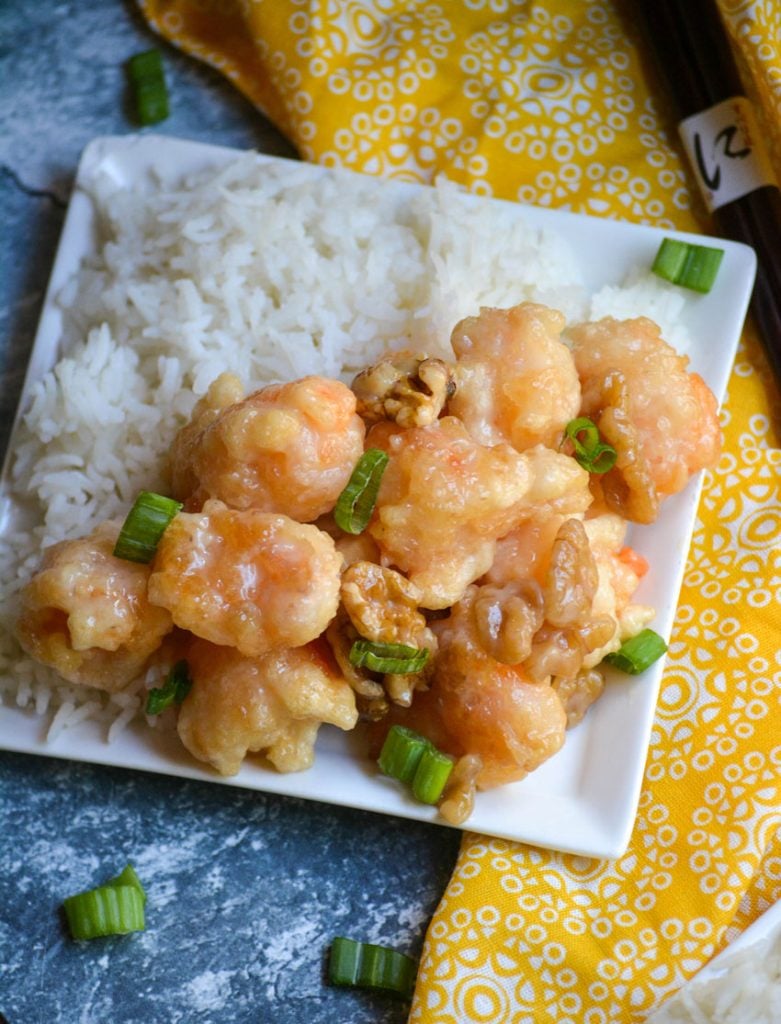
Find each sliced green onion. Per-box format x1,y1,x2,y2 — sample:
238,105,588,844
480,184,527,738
113,491,182,564
377,725,429,784
652,238,724,293
349,639,429,675
145,660,192,716
334,449,389,534
106,863,147,905
564,417,617,474
128,49,169,126
603,628,668,674
329,937,417,998
378,724,455,806
411,745,455,805
63,863,147,942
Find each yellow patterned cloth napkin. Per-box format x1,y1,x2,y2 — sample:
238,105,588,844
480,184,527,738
139,1,781,1019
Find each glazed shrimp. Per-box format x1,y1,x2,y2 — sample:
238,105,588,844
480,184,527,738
569,317,721,522
177,637,357,776
448,303,581,450
15,521,173,692
148,499,342,658
170,374,366,522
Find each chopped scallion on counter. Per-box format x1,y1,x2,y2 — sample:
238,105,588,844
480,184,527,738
603,628,668,674
563,417,617,474
348,639,429,675
652,238,724,293
145,660,192,716
378,724,454,805
128,49,169,126
329,937,417,998
334,449,389,534
113,491,182,563
63,863,146,941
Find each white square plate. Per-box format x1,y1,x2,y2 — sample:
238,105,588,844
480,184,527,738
0,135,756,858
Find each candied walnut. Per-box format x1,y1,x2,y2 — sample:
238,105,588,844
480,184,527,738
524,616,615,683
177,638,357,776
148,500,342,658
352,351,455,429
170,374,365,522
471,580,544,665
438,754,483,826
341,561,427,645
543,518,599,628
15,521,173,693
553,669,606,728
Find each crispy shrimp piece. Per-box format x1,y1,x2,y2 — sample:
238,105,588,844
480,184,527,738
583,513,655,664
15,521,173,692
148,500,342,658
351,351,456,428
170,372,245,503
368,417,539,609
448,303,581,450
177,637,357,776
170,374,366,522
569,317,721,522
398,587,567,789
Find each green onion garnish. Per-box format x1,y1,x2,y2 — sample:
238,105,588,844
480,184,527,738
377,724,429,784
145,660,192,716
378,724,454,805
329,937,417,999
113,491,183,564
128,49,169,126
63,863,146,941
563,417,617,474
411,745,455,805
334,449,389,534
651,238,724,293
603,628,668,674
349,639,429,675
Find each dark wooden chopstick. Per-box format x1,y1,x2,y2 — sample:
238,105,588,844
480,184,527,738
633,0,781,389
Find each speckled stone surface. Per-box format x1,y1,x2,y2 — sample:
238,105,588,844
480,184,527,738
0,3,461,1021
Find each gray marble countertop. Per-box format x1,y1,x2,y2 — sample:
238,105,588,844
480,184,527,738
0,3,461,1021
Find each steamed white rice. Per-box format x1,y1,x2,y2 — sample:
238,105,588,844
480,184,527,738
0,151,690,739
647,927,781,1023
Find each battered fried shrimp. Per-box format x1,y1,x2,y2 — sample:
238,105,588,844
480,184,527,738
15,521,173,692
368,417,562,610
170,372,245,505
569,316,721,522
351,351,456,428
148,500,342,658
177,638,357,776
170,375,366,522
400,588,567,789
448,302,581,450
584,514,655,662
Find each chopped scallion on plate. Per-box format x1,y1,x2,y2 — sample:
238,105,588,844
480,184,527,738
113,490,182,563
145,660,192,716
334,448,388,534
563,417,617,474
378,724,454,805
603,628,668,674
349,639,429,675
652,238,724,293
